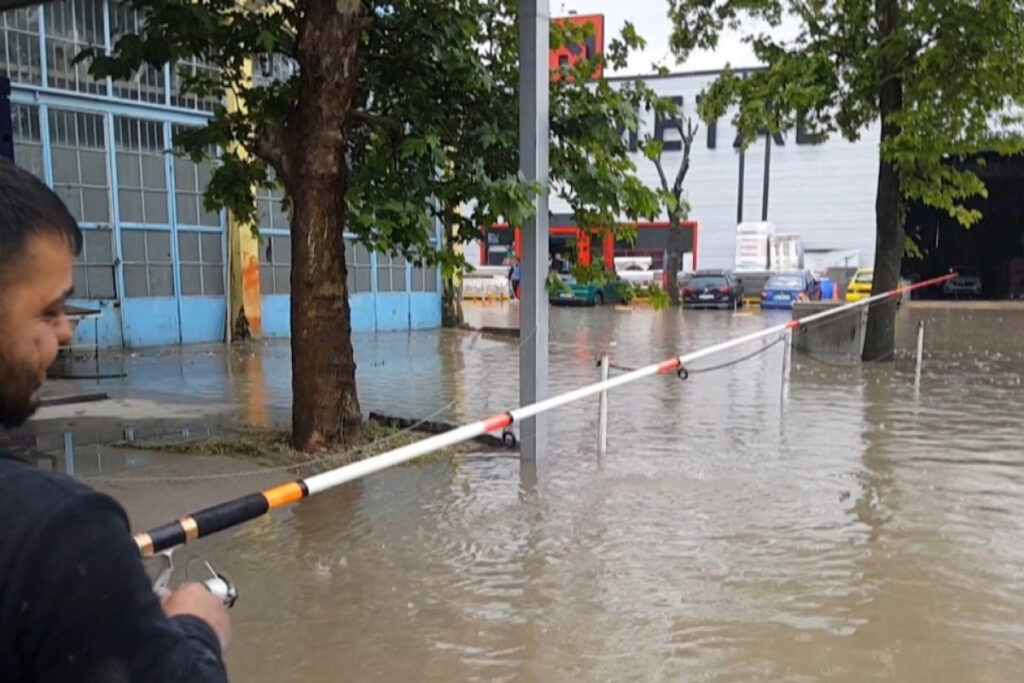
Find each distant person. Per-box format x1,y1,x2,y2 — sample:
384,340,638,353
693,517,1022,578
0,158,230,682
552,252,568,275
508,258,521,299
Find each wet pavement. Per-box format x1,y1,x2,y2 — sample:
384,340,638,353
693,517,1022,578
9,301,1024,681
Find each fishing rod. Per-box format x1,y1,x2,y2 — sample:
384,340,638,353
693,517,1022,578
139,272,957,603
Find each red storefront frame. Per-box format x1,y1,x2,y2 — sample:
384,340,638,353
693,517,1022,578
480,221,699,272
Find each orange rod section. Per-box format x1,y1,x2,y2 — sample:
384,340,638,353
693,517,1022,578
262,482,306,509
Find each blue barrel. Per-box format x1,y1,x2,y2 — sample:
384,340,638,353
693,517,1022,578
820,278,835,300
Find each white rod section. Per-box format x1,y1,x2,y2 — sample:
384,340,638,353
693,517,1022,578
598,355,609,457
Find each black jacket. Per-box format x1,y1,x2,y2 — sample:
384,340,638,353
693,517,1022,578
0,450,228,682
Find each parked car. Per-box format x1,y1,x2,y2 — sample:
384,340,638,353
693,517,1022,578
845,267,905,304
943,266,982,298
761,271,822,309
683,270,744,309
549,274,622,306
845,268,874,302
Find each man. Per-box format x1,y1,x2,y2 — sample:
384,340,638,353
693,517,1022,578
0,158,230,682
507,257,521,300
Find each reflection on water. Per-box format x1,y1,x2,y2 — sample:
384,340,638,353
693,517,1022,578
38,305,1024,679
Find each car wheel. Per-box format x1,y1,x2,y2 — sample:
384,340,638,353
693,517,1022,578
594,291,605,306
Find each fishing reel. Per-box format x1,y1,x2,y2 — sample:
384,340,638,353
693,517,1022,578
153,549,238,608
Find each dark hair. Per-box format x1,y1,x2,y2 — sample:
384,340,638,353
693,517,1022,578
0,156,82,275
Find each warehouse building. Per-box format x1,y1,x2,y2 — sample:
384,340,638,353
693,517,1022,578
0,0,440,349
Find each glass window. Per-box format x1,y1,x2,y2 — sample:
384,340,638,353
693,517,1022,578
0,7,42,85
72,227,116,299
767,275,806,288
172,126,220,228
45,0,106,95
10,103,44,180
484,227,513,266
257,171,289,231
688,276,728,289
115,117,168,224
251,53,298,88
411,264,438,293
614,226,671,269
122,228,174,297
170,56,222,112
178,230,223,296
345,240,372,294
48,108,110,224
258,233,290,295
109,3,165,103
376,253,407,293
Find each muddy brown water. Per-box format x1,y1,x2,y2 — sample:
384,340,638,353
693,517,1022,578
20,304,1024,680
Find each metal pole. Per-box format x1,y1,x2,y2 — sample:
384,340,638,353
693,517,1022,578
598,354,609,457
736,147,745,223
781,328,792,403
63,431,74,476
915,320,925,389
518,0,550,462
761,134,771,221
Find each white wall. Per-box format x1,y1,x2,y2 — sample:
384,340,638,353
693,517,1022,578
548,70,881,269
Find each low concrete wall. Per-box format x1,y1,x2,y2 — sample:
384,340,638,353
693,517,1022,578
792,301,867,357
462,275,511,300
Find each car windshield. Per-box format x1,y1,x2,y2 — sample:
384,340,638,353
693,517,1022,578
768,275,804,288
854,271,873,284
956,267,978,277
689,276,727,288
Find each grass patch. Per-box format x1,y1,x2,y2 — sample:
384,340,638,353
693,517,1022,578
114,419,469,472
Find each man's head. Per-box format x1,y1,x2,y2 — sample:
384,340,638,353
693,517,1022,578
0,158,81,429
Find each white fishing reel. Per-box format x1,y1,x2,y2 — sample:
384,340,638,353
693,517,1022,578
153,549,238,608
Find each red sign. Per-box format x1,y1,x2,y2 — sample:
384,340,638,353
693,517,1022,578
549,14,605,80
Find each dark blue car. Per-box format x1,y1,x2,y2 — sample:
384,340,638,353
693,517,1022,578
761,271,821,309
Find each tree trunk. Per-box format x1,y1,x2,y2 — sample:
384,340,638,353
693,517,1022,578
665,212,684,305
288,0,364,451
862,0,904,362
441,217,464,328
442,273,464,328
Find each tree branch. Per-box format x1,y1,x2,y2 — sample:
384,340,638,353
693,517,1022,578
254,123,292,181
652,153,671,193
671,118,699,197
351,110,403,135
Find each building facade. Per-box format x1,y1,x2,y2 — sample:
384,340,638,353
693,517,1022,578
546,68,883,272
461,67,882,276
0,0,440,349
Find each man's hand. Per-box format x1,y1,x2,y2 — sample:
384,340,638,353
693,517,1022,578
161,583,232,651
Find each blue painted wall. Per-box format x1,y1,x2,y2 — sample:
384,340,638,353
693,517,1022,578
349,293,377,332
122,298,180,347
409,293,442,329
261,291,438,336
261,295,291,338
180,297,227,344
70,300,123,348
374,293,410,332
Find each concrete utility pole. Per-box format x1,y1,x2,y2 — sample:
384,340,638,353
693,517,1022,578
518,0,550,462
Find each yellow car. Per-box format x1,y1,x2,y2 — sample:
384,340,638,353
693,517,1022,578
846,268,873,302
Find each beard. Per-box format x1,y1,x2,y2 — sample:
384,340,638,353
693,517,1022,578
0,348,41,429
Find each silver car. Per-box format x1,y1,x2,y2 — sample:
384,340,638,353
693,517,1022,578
943,266,982,298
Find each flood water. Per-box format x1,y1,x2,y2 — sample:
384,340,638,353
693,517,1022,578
35,304,1024,679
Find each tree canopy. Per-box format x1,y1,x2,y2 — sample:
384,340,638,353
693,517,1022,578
85,0,676,447
88,1,670,272
669,0,1024,355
